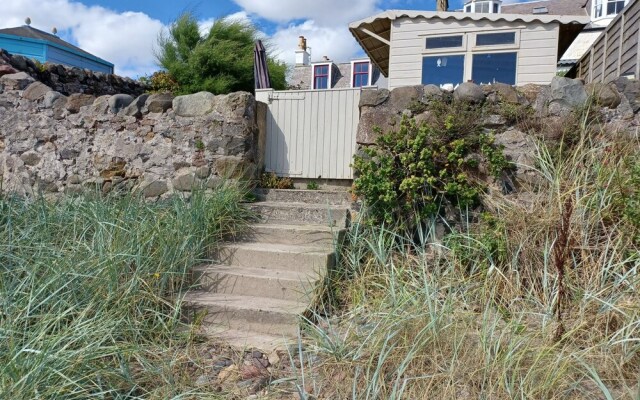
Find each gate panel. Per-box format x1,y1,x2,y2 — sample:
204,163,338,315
257,88,361,180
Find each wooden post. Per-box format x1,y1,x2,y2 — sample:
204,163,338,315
601,32,608,82
617,11,625,76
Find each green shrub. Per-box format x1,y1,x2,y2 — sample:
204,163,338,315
139,70,180,93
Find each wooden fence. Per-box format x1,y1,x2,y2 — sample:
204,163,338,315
573,0,640,82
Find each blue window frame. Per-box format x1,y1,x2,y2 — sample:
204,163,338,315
476,32,515,46
314,64,330,89
472,52,517,85
352,62,370,87
422,54,465,86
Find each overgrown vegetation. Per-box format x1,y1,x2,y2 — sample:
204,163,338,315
259,172,295,189
283,106,640,399
0,184,253,399
156,13,287,95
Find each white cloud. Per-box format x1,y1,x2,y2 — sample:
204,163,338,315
1,0,164,78
198,11,251,36
233,0,380,26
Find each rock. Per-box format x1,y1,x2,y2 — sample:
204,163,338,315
549,76,588,115
109,94,134,114
20,151,41,166
213,91,255,122
215,156,255,180
0,64,18,77
22,82,52,101
454,82,485,103
65,94,95,114
389,85,423,112
144,93,173,113
173,91,216,117
519,84,544,104
9,55,28,71
483,82,522,104
0,72,35,90
43,91,66,108
91,95,111,114
585,82,621,108
122,94,149,118
206,176,223,189
359,88,390,108
172,173,197,191
217,365,239,383
195,166,211,179
142,180,168,197
195,374,210,387
240,364,263,380
421,84,443,102
357,105,401,145
59,148,80,160
414,110,437,126
483,114,507,129
612,76,640,113
533,85,551,117
494,128,539,185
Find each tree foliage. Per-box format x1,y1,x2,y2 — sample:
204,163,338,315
156,13,287,95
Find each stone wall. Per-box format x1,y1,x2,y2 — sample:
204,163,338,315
357,76,640,187
0,49,145,96
0,73,260,198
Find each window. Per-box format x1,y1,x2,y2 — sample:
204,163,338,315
532,6,548,14
426,35,463,49
352,62,370,87
472,52,517,85
313,64,330,89
476,1,490,13
476,32,516,46
465,5,471,12
607,0,626,15
493,3,499,13
422,55,465,86
593,0,627,18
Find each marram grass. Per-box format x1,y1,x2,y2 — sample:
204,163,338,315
0,183,252,399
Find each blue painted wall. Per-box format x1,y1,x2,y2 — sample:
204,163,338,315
0,33,113,74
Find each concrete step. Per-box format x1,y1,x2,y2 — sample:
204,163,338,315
242,223,346,247
183,292,306,336
249,201,350,227
253,188,352,205
199,325,297,352
191,265,317,302
212,242,335,273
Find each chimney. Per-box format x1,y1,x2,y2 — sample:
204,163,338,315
322,56,330,61
295,36,311,66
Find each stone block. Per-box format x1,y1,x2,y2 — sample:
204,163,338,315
172,173,198,191
585,82,621,109
109,94,134,114
144,93,173,113
122,94,149,118
22,82,52,101
356,105,400,145
389,85,423,112
0,72,35,90
65,94,95,114
173,91,216,117
142,180,169,197
359,88,389,108
454,82,485,103
215,156,256,180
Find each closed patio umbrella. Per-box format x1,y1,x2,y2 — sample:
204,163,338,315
253,40,272,89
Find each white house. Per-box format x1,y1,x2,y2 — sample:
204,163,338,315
349,1,590,88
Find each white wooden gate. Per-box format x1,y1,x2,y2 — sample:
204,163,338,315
256,88,361,180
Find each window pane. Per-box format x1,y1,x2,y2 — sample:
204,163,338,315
493,3,499,13
479,2,489,13
354,73,369,87
426,35,463,49
465,5,471,12
472,52,517,85
476,32,516,46
315,76,328,89
422,55,465,86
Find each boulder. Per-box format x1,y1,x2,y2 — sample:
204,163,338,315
8,55,29,71
109,94,134,114
356,105,401,145
549,76,588,115
421,84,443,102
43,91,66,109
65,94,95,114
212,91,254,122
494,128,539,185
454,82,485,103
144,93,173,113
172,173,198,191
483,82,523,104
389,85,423,112
122,94,149,118
214,156,256,180
0,72,35,90
0,64,18,77
173,91,217,117
359,88,390,108
612,76,640,113
585,82,621,108
142,180,169,197
91,95,111,114
22,81,52,101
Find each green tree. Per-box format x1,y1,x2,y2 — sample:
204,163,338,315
156,13,287,95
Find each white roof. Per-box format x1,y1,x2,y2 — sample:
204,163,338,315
559,29,604,63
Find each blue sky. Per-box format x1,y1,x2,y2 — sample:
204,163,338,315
2,0,524,77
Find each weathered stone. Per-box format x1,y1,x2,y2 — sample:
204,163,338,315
173,91,217,117
612,76,640,113
483,114,507,129
215,156,255,180
0,72,35,90
520,84,544,105
65,94,95,114
195,165,211,179
144,93,173,113
9,55,29,71
213,91,255,122
43,91,66,108
20,151,41,166
172,173,198,191
585,82,621,108
0,64,18,77
142,180,168,197
359,88,390,108
68,174,82,184
389,85,422,112
22,82,52,101
494,128,539,185
483,82,522,104
414,110,437,126
206,175,223,189
59,148,80,160
91,95,111,114
122,94,149,118
454,82,485,103
357,105,401,145
109,94,134,114
549,76,588,115
421,84,443,102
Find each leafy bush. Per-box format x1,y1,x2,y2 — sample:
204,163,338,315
259,172,295,189
139,70,180,93
156,13,287,95
352,111,512,228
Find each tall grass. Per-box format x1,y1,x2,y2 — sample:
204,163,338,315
295,113,640,398
0,183,252,399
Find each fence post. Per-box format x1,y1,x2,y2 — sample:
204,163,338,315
601,31,609,82
617,11,625,77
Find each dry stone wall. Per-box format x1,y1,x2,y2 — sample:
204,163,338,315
0,72,260,198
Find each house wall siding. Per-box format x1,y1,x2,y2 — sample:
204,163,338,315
0,36,46,63
47,46,113,74
387,17,560,89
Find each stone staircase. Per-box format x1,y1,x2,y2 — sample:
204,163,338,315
183,188,351,351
